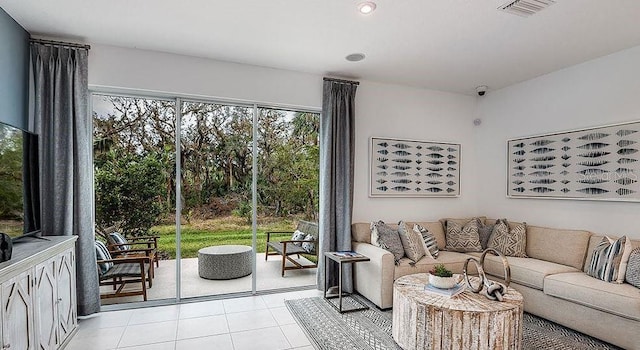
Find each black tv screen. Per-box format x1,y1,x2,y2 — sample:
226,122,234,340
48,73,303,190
0,121,40,238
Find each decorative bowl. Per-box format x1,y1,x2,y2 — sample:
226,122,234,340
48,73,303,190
428,273,461,289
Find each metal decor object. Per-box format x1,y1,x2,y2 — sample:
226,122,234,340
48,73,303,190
463,248,511,301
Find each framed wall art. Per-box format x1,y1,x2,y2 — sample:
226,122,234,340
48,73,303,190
369,137,461,197
507,120,640,201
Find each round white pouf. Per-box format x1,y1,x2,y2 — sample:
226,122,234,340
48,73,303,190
198,245,253,280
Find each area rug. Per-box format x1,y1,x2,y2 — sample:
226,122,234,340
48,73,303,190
285,296,621,350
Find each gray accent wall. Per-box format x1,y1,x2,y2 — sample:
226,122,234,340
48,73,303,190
0,7,29,130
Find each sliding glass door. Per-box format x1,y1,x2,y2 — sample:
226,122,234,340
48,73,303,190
179,100,254,298
92,92,319,306
256,108,319,291
92,94,177,305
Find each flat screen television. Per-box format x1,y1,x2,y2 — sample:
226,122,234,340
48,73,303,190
0,121,41,241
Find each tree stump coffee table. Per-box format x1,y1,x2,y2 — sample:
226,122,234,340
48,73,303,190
198,245,253,280
392,273,523,350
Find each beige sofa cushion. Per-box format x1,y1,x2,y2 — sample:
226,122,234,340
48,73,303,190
469,252,579,290
394,251,473,280
544,272,640,322
526,225,591,270
352,223,374,243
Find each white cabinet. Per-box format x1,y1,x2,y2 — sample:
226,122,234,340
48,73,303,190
0,237,77,350
35,256,59,350
34,249,77,350
1,269,36,350
56,250,77,344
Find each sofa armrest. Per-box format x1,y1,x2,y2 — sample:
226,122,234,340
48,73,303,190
352,242,395,309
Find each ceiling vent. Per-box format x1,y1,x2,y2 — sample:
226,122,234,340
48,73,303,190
499,0,555,17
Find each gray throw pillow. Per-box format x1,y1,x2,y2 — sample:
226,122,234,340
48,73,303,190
373,221,405,264
478,224,494,250
445,218,482,252
487,219,527,257
398,221,425,263
625,247,640,288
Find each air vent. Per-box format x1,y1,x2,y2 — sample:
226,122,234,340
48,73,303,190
499,0,555,17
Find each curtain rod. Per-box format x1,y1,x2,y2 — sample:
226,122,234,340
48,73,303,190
30,38,91,50
323,77,360,85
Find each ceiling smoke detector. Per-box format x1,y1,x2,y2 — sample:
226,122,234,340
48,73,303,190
499,0,555,17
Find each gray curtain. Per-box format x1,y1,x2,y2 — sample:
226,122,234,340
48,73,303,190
317,78,358,292
31,43,100,316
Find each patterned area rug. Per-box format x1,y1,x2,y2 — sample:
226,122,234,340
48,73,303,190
285,296,621,350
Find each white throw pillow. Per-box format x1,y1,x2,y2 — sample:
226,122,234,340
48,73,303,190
291,230,306,246
370,221,381,247
301,234,315,253
617,235,634,283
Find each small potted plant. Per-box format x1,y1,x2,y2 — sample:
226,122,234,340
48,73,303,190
428,264,460,289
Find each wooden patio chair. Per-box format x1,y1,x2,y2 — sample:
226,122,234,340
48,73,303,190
265,221,318,276
95,240,152,301
104,231,159,280
104,229,160,268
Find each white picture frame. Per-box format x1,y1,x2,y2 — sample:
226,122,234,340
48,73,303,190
507,120,640,202
369,137,461,197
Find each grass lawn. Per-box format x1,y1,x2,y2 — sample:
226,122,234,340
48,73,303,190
152,216,307,259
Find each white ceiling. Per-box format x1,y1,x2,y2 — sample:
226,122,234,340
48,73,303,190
2,0,640,95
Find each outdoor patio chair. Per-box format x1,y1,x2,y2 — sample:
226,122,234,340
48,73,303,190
106,231,160,269
265,221,318,276
95,240,152,301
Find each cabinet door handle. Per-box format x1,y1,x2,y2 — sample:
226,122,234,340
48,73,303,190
4,343,11,349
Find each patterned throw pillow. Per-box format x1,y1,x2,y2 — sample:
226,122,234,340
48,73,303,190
587,236,627,282
301,234,315,254
95,241,113,275
487,219,527,257
109,232,130,251
478,223,494,250
372,220,405,264
291,230,306,246
445,218,482,252
414,224,439,258
398,221,425,263
625,247,640,288
616,236,634,283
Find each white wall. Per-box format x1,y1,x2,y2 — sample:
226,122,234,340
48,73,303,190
353,82,477,223
88,44,478,224
474,45,640,238
89,44,323,109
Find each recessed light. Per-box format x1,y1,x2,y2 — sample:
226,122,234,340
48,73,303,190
358,2,376,15
346,53,366,62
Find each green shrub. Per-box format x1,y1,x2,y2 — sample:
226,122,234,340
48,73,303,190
95,150,167,236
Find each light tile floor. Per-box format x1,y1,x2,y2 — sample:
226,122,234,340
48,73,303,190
68,289,321,350
101,254,317,305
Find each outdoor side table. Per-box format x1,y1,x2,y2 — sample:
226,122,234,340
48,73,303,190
323,251,370,313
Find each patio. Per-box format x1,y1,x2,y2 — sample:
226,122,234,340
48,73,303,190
100,252,317,305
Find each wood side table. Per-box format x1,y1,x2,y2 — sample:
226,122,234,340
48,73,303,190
392,273,524,350
323,252,370,313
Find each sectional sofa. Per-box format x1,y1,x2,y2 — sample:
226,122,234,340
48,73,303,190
350,218,640,350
